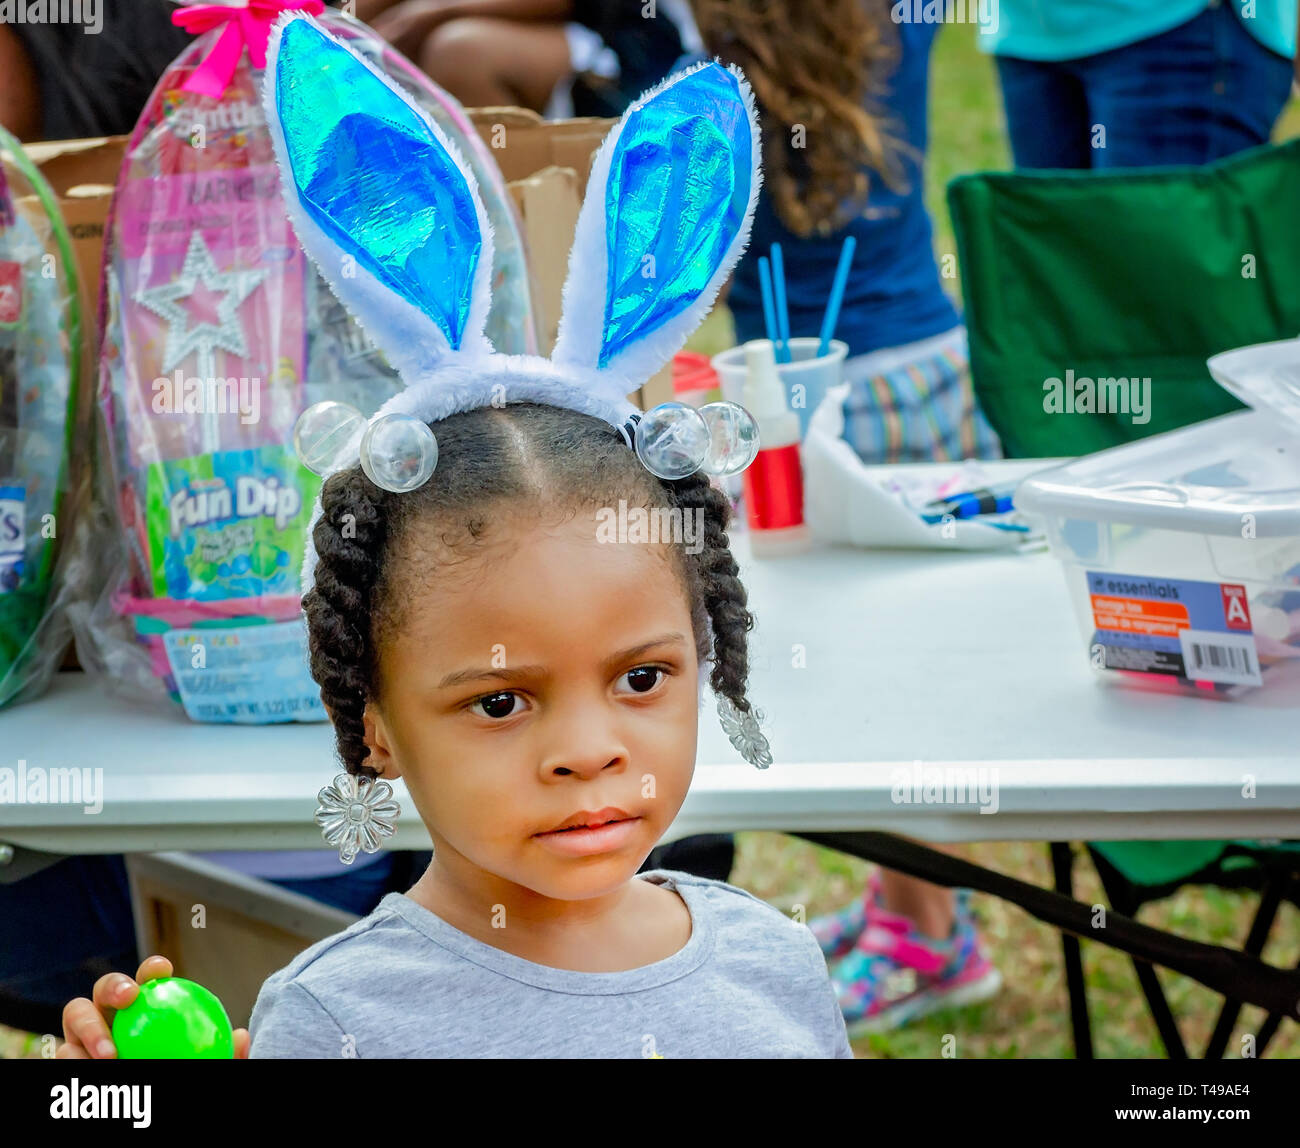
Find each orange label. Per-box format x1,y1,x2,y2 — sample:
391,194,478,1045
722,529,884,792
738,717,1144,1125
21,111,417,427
1090,594,1190,638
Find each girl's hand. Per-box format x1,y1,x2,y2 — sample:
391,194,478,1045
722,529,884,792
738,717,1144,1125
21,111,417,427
371,0,457,58
56,955,251,1059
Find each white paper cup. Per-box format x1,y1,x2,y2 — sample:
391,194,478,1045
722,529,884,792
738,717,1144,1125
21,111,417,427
711,337,848,440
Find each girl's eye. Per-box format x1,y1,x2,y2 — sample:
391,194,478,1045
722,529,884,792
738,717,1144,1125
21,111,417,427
470,691,523,719
619,666,664,695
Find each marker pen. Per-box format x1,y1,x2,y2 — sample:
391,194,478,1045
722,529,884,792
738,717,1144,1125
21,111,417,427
741,339,811,556
922,482,1018,520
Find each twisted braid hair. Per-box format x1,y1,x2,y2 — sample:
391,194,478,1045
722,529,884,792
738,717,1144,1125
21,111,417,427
660,468,754,711
303,402,759,777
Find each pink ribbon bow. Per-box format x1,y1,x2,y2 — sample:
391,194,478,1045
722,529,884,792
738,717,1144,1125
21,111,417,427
172,0,326,99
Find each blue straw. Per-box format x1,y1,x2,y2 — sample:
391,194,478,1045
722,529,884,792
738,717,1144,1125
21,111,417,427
771,242,791,363
758,256,779,348
818,235,856,357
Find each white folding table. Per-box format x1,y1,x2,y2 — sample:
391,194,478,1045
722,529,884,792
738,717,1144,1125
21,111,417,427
3,534,1298,854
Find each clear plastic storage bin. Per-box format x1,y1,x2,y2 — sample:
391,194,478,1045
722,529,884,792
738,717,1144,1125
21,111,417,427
1015,338,1300,700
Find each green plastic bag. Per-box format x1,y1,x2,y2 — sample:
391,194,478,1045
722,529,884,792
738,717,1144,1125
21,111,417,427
0,127,82,708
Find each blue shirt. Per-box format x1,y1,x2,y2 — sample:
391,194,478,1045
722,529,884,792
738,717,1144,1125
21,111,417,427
725,21,959,358
978,0,1297,61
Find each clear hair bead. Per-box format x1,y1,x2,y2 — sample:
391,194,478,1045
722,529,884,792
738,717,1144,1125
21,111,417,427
699,401,760,476
360,413,439,493
293,401,366,476
633,402,711,480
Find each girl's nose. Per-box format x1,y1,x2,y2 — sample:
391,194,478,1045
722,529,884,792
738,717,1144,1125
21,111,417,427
537,702,630,779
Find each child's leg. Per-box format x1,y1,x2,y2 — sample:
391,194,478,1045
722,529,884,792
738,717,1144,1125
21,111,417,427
416,18,572,112
877,867,955,941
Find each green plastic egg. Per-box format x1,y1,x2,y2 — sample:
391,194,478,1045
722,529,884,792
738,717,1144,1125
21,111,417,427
111,977,234,1059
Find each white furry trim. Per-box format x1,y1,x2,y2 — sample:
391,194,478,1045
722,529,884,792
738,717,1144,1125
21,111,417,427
263,12,496,386
372,355,637,427
299,493,327,601
551,59,763,392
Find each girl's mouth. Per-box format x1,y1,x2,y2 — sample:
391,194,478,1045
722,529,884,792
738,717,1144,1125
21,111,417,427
533,817,642,857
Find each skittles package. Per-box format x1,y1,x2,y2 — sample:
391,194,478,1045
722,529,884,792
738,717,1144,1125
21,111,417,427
94,3,536,722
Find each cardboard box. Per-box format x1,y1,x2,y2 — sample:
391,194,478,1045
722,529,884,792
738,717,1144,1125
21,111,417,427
471,107,605,357
23,134,126,331
23,110,673,413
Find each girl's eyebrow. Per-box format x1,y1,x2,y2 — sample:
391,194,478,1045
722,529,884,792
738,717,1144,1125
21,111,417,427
602,632,690,672
437,632,690,690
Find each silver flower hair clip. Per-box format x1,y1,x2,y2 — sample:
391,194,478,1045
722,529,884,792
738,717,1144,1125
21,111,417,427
717,695,773,769
315,772,401,864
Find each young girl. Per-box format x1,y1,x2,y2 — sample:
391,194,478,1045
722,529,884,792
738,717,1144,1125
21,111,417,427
55,13,852,1059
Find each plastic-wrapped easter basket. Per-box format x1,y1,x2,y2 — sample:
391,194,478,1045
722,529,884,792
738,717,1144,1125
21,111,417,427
0,126,82,709
89,4,536,722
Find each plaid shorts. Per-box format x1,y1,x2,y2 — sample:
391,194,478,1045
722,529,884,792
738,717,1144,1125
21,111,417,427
840,327,1004,465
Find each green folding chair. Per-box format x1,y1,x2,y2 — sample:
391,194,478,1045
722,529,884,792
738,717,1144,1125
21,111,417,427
948,138,1300,1058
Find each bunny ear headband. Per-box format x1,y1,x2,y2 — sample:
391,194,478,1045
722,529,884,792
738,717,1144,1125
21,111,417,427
264,13,772,770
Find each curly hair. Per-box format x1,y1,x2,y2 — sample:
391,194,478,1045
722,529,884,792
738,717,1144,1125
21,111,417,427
303,402,759,777
693,0,902,238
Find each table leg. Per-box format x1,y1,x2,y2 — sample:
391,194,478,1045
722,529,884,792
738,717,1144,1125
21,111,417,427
1049,841,1093,1060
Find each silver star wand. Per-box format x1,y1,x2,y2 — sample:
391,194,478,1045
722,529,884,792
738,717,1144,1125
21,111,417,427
135,231,267,454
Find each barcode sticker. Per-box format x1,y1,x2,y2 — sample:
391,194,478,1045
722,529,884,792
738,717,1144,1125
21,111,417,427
1178,628,1263,687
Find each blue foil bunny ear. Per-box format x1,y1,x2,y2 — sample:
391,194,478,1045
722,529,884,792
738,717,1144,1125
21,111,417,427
263,14,495,381
551,61,761,392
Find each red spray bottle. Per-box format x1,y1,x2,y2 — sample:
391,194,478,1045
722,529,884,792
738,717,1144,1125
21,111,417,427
741,339,811,556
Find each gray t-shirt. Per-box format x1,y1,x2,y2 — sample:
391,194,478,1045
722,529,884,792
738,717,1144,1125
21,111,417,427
249,869,854,1059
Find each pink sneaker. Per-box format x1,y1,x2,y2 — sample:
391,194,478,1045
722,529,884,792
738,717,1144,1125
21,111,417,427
809,870,885,960
829,889,1002,1036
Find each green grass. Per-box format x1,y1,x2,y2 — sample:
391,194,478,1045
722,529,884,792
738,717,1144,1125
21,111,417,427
925,22,1012,284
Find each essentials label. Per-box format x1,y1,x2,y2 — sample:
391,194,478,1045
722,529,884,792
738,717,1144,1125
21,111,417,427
161,619,326,724
1086,571,1263,687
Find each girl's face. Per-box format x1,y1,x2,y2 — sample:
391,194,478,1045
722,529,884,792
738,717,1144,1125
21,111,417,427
364,512,700,903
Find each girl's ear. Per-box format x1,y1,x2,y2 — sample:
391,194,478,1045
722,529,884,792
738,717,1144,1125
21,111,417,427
363,702,400,779
263,14,495,383
550,61,762,395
